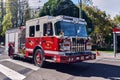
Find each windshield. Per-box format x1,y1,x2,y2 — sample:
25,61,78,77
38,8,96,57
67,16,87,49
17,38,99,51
54,21,88,37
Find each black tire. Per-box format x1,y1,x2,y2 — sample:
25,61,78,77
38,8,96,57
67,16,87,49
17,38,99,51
33,49,44,67
8,47,14,59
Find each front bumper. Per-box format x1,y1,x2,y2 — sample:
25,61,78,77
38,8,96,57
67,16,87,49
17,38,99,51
57,53,96,63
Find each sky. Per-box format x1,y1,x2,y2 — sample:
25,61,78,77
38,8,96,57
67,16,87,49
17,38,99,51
92,0,120,18
29,0,120,18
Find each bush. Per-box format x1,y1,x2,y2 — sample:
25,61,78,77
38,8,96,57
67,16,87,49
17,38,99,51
92,44,113,51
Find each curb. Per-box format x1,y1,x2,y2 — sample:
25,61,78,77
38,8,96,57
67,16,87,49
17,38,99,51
97,56,120,60
0,46,5,48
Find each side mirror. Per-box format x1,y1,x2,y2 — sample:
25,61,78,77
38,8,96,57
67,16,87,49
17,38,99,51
59,31,64,38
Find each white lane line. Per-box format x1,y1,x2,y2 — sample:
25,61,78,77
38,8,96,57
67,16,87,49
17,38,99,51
6,59,39,71
0,64,26,80
0,59,9,62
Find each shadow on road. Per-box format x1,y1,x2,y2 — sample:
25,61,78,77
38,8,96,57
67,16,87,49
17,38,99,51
14,57,120,80
43,61,120,80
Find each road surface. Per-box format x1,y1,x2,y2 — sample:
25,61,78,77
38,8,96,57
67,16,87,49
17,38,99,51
0,48,120,80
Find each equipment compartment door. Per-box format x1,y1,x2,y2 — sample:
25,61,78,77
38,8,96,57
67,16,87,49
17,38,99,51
42,37,54,51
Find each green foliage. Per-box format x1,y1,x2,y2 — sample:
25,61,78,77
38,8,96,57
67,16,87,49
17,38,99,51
10,0,18,27
0,0,4,30
39,0,79,17
83,5,113,48
25,4,31,21
114,14,120,24
1,0,12,36
2,13,12,35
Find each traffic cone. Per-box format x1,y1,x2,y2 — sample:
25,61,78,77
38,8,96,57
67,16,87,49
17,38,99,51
96,49,100,56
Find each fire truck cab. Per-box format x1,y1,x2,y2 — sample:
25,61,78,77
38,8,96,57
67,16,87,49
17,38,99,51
5,15,96,67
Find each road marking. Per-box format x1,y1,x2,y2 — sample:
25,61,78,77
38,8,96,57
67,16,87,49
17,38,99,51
0,59,9,62
0,64,26,80
110,77,120,80
6,59,39,71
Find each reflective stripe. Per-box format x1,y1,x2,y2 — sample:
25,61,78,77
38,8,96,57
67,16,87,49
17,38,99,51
45,50,66,55
26,48,33,52
26,49,65,55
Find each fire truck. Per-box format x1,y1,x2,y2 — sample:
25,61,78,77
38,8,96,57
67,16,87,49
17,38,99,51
5,15,96,67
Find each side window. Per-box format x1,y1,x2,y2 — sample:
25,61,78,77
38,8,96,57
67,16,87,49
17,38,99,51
36,25,40,31
43,22,53,36
29,26,35,37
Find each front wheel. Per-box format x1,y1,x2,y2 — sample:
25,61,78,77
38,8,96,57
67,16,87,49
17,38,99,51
33,49,44,67
8,47,14,59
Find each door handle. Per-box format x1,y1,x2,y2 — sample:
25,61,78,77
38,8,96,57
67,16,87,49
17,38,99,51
28,40,31,42
42,40,46,43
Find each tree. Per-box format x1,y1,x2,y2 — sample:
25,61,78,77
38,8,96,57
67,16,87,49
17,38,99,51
114,14,120,25
0,0,4,30
83,5,113,48
19,0,30,25
10,0,18,28
25,4,31,21
1,0,12,36
39,0,79,17
18,0,30,26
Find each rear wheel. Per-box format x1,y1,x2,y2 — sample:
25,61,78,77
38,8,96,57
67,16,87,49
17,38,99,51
34,49,44,67
8,47,14,59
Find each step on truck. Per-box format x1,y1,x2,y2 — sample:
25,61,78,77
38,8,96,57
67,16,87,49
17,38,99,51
5,15,96,67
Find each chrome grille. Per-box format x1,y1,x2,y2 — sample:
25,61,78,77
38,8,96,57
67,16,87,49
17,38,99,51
71,38,85,52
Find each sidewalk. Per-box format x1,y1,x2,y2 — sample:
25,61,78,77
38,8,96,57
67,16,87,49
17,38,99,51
93,51,120,60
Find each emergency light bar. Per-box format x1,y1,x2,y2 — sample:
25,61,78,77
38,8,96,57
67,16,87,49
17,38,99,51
56,15,86,24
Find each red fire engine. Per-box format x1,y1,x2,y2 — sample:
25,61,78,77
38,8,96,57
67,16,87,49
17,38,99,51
5,15,96,67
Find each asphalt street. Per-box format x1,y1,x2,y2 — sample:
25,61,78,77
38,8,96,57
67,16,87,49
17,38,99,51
0,48,120,80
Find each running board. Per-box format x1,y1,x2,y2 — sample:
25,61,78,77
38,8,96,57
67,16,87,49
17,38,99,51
13,53,33,58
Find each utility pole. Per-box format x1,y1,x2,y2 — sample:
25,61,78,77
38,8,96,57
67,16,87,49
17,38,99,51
78,0,82,18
